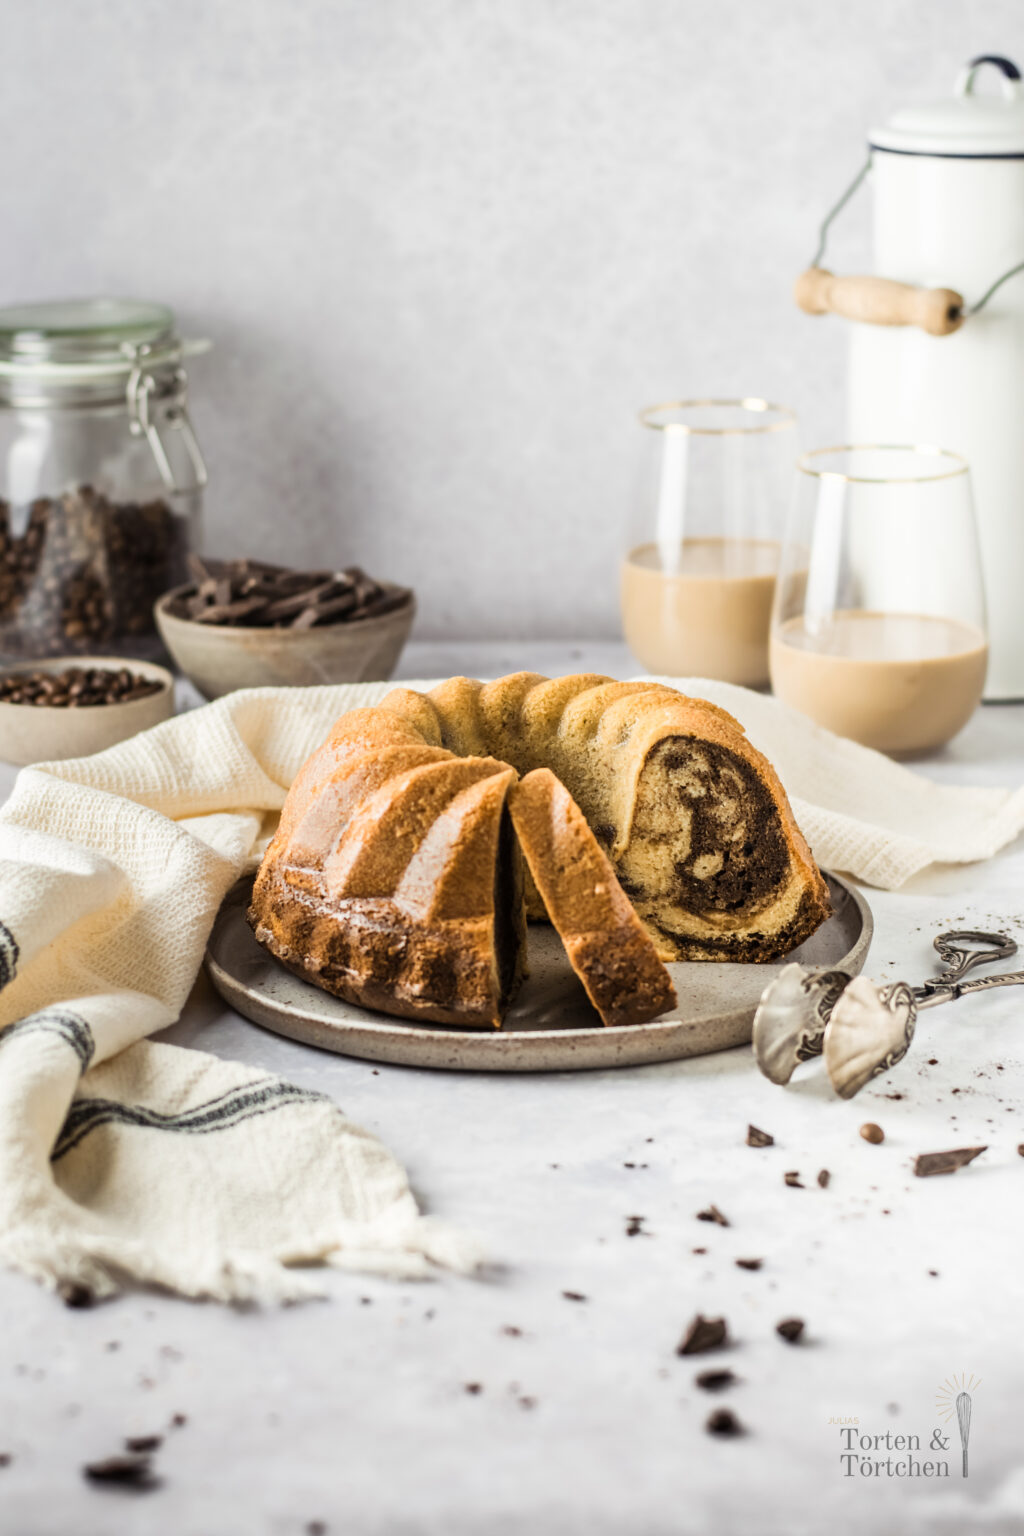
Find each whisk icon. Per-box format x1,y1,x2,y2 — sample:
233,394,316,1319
936,1371,980,1477
956,1391,972,1477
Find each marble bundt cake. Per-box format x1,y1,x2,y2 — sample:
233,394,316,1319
249,673,830,1027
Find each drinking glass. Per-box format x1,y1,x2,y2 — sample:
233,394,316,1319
770,445,988,755
621,399,798,686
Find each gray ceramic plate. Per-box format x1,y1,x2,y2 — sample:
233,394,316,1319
205,872,872,1072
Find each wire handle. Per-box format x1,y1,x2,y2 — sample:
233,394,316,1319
799,58,1024,328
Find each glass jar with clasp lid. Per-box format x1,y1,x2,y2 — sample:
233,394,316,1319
0,298,209,662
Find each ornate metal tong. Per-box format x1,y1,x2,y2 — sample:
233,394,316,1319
752,931,1023,1098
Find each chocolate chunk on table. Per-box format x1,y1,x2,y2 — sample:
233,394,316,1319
913,1146,987,1177
677,1314,728,1356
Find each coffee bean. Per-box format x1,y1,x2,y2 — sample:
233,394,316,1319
0,667,163,708
0,488,186,659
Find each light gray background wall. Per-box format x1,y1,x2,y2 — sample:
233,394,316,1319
3,0,1020,638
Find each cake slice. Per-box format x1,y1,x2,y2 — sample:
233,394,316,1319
249,735,527,1029
508,769,677,1028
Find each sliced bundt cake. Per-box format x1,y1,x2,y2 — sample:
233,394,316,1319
249,673,830,1028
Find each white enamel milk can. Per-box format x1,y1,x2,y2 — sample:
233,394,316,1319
795,55,1024,700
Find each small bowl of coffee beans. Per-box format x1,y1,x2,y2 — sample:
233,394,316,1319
155,557,415,699
0,657,173,766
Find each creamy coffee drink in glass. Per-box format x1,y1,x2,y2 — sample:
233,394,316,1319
770,446,987,755
622,400,798,687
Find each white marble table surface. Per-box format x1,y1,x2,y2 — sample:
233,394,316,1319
1,640,1023,1536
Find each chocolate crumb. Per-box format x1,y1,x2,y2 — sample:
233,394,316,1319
928,1269,939,1277
927,1058,938,1065
776,1318,805,1344
913,1146,987,1177
884,1093,905,1101
860,1123,885,1144
735,1258,762,1271
307,1523,327,1536
562,1291,588,1303
706,1407,743,1437
697,1204,729,1226
124,1435,162,1454
58,1281,95,1309
519,1396,537,1410
692,1247,707,1255
746,1124,774,1148
170,1414,187,1428
83,1453,157,1489
625,1215,647,1237
784,1171,804,1188
464,1382,483,1395
0,1454,11,1468
677,1314,728,1356
817,1168,831,1188
695,1369,737,1392
501,1326,522,1337
1017,1144,1024,1158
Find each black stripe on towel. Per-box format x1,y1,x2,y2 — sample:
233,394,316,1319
1,1009,95,1072
53,1079,326,1162
0,920,18,990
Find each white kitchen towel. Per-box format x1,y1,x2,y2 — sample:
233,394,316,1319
0,674,1021,1304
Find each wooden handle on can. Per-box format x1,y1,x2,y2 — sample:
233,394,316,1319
794,267,965,337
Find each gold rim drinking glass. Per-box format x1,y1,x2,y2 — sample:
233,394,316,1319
621,399,798,686
769,444,988,755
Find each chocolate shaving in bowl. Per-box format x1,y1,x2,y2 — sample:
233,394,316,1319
735,1257,762,1271
697,1204,730,1226
817,1168,831,1188
783,1171,804,1188
913,1146,987,1178
746,1124,774,1147
171,557,412,631
677,1314,728,1356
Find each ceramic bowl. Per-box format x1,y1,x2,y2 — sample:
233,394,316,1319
154,585,415,700
0,656,174,767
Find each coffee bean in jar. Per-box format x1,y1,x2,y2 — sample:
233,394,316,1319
0,487,188,660
0,298,208,665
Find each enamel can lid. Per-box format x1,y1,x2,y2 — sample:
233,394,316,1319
870,55,1024,157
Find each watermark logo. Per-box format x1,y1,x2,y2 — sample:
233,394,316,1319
831,1372,979,1480
936,1372,980,1477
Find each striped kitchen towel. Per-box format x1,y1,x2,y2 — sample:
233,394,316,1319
0,682,480,1303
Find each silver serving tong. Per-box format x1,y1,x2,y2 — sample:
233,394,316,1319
752,930,1022,1098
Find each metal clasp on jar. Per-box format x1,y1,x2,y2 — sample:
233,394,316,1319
124,342,208,493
